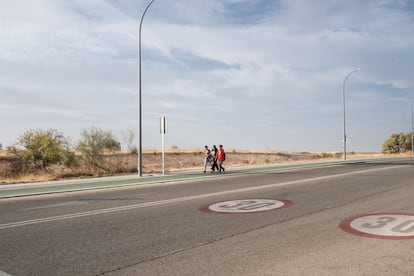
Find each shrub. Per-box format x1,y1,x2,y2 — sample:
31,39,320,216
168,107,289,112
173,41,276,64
12,129,74,171
76,127,121,174
382,132,411,154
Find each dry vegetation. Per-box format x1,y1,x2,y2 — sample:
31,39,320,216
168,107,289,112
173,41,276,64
0,149,393,184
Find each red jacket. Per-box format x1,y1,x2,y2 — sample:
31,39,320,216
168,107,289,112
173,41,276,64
216,147,225,161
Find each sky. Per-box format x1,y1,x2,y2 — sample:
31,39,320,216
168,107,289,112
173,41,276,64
1,0,414,152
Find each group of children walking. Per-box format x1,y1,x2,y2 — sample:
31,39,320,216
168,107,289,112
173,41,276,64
203,145,225,173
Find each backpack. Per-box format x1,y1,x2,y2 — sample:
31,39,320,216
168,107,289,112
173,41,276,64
223,152,226,161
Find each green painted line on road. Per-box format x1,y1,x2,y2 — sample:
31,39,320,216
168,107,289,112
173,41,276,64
0,157,404,198
0,173,200,198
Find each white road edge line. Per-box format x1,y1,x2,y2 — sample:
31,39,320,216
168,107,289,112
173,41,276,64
0,165,405,230
0,270,12,276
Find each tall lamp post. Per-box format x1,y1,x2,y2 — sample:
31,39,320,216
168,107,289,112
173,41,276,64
411,101,414,157
342,68,363,160
138,0,157,176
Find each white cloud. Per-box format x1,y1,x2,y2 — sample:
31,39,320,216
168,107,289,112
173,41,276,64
0,0,413,152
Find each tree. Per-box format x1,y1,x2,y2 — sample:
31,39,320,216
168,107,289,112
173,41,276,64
381,132,412,154
13,129,74,170
77,127,121,172
121,129,137,153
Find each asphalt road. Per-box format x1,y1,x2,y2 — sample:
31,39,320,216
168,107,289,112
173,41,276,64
0,158,413,275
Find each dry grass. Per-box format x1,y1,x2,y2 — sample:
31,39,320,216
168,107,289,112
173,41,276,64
0,149,404,184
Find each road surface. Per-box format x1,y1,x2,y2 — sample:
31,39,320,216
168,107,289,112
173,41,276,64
0,158,413,275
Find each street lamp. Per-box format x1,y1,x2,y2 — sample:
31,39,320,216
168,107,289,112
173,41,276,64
342,68,363,160
411,101,414,157
138,0,157,176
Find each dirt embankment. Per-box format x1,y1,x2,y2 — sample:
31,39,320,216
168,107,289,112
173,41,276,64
0,150,393,184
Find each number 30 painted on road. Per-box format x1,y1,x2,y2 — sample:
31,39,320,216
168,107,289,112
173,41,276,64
339,213,414,240
200,198,292,214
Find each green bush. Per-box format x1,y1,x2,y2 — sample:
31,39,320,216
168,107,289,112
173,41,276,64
382,132,412,154
12,129,74,171
76,127,121,173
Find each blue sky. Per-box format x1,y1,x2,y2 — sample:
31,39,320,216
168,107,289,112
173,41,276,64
1,0,414,152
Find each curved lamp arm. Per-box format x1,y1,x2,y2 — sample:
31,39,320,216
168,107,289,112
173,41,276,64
138,0,157,176
342,68,363,160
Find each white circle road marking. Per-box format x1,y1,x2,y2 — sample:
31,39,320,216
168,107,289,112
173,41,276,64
201,198,292,214
339,213,414,240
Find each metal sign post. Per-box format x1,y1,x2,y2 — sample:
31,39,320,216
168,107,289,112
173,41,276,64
160,115,167,175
